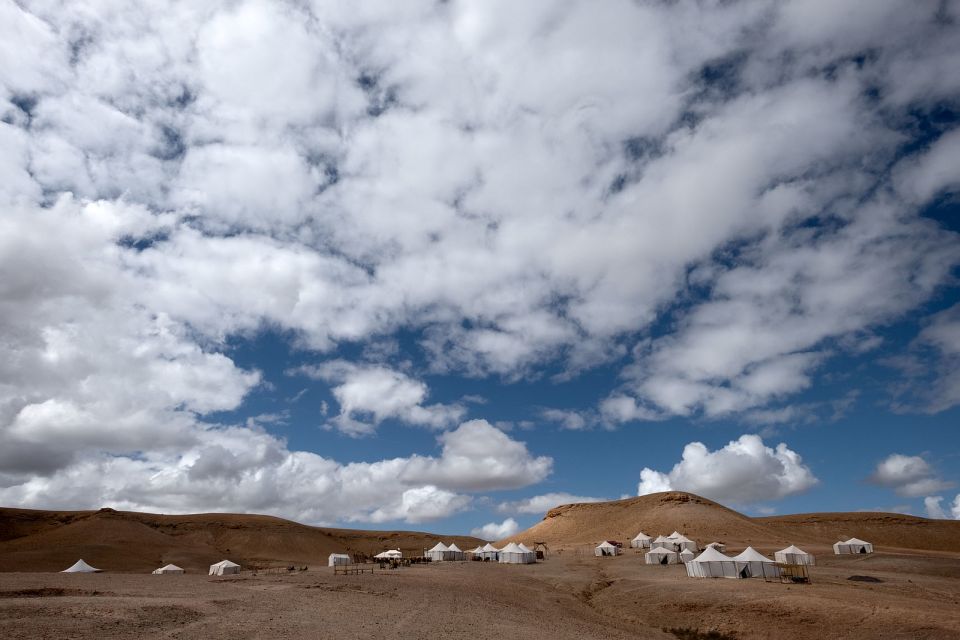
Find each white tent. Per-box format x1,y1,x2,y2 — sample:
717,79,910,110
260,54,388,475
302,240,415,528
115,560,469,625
152,563,184,575
480,543,500,561
630,532,652,549
328,553,352,567
679,548,696,563
595,541,619,557
706,542,726,552
833,538,873,554
645,547,679,565
374,549,402,560
650,535,673,550
667,533,699,552
209,559,240,576
685,546,739,578
445,543,466,561
499,542,536,564
427,542,448,561
468,545,484,558
774,545,815,565
62,559,101,573
732,547,780,579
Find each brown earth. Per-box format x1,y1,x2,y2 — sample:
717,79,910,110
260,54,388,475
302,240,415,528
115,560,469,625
0,507,483,573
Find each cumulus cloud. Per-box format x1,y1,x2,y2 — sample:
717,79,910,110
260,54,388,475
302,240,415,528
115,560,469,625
293,361,465,436
540,408,591,431
470,518,519,540
869,454,953,498
924,495,960,520
637,435,818,505
497,492,606,515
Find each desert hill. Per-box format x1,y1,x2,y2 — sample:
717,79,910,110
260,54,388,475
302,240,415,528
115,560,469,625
0,507,482,573
502,492,960,553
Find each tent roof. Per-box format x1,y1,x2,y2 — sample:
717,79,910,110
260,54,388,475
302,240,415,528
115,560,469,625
692,547,733,563
596,541,616,549
447,543,463,552
156,564,183,571
427,542,448,552
211,559,239,568
679,549,695,558
328,553,350,558
646,547,675,555
500,542,524,553
471,546,484,553
706,541,724,547
669,531,683,538
777,545,808,555
518,543,533,552
733,547,773,562
632,532,651,540
653,535,671,542
63,559,101,573
845,537,870,545
482,543,500,552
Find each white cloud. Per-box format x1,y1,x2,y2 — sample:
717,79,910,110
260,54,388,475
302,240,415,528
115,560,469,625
889,304,960,414
923,495,960,520
471,518,519,541
869,454,953,498
541,408,590,431
498,492,606,515
293,361,465,436
637,435,818,505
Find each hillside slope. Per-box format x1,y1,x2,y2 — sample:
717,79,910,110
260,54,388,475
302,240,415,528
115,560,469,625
0,507,482,572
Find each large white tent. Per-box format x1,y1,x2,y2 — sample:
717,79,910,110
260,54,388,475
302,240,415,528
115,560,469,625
645,547,679,565
630,532,652,549
328,553,352,567
774,545,815,565
374,549,402,560
427,542,449,561
445,543,466,561
685,547,739,578
499,542,536,564
152,564,184,575
833,538,873,554
209,560,240,576
732,547,780,578
595,541,619,557
479,543,500,561
62,559,101,573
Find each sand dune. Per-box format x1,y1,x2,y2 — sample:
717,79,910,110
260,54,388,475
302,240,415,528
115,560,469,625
501,492,960,554
0,507,482,573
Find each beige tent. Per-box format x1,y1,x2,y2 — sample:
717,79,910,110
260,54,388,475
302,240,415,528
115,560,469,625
685,546,739,578
630,532,652,549
426,542,448,561
152,564,184,575
328,553,351,567
595,541,619,557
645,547,679,565
732,547,780,579
208,559,240,576
499,542,536,564
62,559,101,573
774,545,815,565
833,538,873,554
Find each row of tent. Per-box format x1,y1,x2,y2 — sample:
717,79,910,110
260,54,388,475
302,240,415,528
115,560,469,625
61,559,239,575
427,541,537,564
629,531,701,552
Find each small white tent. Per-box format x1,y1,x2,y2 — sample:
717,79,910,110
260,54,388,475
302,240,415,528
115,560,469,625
499,542,536,564
679,548,695,563
480,543,500,561
152,564,184,575
686,547,739,578
595,541,619,557
445,543,465,561
62,559,101,573
630,532,652,549
774,545,815,565
833,538,873,554
328,553,351,567
209,560,240,576
427,542,448,561
650,535,673,550
645,547,679,565
374,549,402,560
732,547,779,579
667,533,699,552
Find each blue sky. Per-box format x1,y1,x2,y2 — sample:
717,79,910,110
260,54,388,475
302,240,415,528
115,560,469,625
1,0,959,538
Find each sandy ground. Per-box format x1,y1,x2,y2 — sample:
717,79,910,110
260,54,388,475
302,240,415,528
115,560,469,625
2,551,959,640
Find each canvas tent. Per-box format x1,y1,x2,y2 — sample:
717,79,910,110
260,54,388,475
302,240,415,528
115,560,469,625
630,532,652,549
595,541,619,557
499,542,536,564
775,545,815,565
445,543,466,561
62,559,101,573
679,548,695,563
427,542,449,561
645,547,679,565
375,549,402,560
650,535,673,550
209,560,240,576
732,547,780,579
685,546,739,578
328,554,351,567
667,533,698,552
833,538,873,554
480,543,500,561
152,564,184,575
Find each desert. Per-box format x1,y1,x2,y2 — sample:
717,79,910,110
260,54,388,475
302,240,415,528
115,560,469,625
2,492,959,640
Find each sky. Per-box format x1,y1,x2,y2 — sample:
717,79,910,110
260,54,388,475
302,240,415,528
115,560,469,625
1,0,959,539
